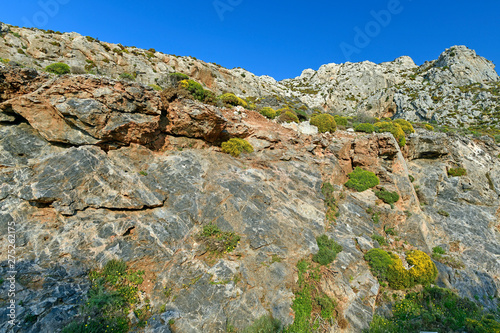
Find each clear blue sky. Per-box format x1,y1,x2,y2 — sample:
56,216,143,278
1,0,499,80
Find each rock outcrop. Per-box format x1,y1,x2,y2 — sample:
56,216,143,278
0,62,499,333
1,23,498,129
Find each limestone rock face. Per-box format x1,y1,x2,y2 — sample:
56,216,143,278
0,27,499,333
431,45,499,85
406,131,500,307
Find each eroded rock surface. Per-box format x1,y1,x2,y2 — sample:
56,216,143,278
0,60,498,333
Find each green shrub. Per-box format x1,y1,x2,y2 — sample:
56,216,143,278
310,114,337,133
278,111,299,124
437,209,450,217
368,286,500,333
364,248,392,280
375,188,400,205
365,249,437,290
284,260,337,332
393,119,415,134
374,121,406,147
169,72,189,81
312,235,343,266
345,167,380,192
355,123,375,133
448,167,467,177
242,315,281,333
119,72,135,81
148,84,163,91
424,124,434,131
385,252,412,290
221,138,254,157
176,79,215,104
179,79,205,101
259,107,277,119
321,182,337,222
217,93,248,108
432,246,446,255
45,62,70,75
276,108,288,117
62,260,146,333
371,234,387,246
333,115,348,127
198,223,240,254
295,109,309,121
316,294,336,320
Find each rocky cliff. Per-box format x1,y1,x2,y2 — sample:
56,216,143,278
0,22,499,129
0,21,499,333
0,62,499,332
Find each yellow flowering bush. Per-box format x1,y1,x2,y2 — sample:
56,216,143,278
406,250,438,285
217,93,248,108
393,119,415,134
221,138,254,157
365,249,437,290
374,121,406,147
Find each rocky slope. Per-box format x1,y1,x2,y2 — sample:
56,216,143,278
1,22,499,129
0,56,499,333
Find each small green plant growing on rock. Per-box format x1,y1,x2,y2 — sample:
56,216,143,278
431,246,464,268
432,246,446,260
371,234,387,246
424,124,434,131
437,209,450,217
448,167,467,177
375,188,400,207
221,138,254,157
148,84,163,91
285,260,338,332
310,114,337,133
345,167,380,192
312,235,343,266
241,315,281,333
321,182,337,222
119,72,135,81
197,223,240,254
295,109,309,121
62,259,147,333
278,111,299,124
355,123,375,133
45,62,70,75
169,72,189,81
259,107,277,119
